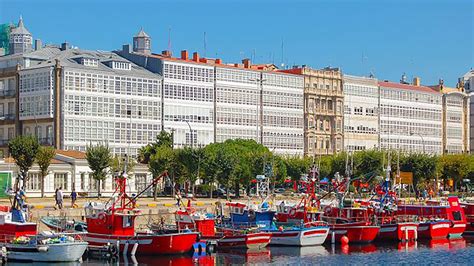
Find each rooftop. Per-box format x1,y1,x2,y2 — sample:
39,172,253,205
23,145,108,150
6,45,160,79
55,149,86,159
378,81,439,94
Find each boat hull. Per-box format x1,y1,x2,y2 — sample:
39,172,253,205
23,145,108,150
449,222,466,238
268,227,329,246
377,222,418,241
83,232,199,255
417,221,451,239
327,225,380,243
7,242,88,262
217,232,271,250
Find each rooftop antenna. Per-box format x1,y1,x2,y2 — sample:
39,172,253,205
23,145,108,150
280,38,285,69
167,26,172,52
203,31,207,57
362,52,368,76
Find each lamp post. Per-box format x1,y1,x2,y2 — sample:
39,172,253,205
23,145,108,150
181,119,193,149
249,75,266,144
410,131,425,153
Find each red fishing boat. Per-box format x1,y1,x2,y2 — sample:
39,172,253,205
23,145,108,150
83,171,199,255
322,205,380,243
0,206,37,239
398,196,466,238
460,201,474,234
173,200,271,250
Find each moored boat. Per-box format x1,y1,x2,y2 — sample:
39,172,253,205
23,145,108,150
398,196,466,238
416,220,451,239
40,216,87,232
216,228,271,250
378,222,418,242
83,171,199,255
460,201,474,234
5,232,88,262
267,223,329,246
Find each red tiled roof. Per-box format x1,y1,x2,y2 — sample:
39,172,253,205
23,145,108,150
3,157,66,164
146,53,298,76
378,81,440,94
55,150,86,159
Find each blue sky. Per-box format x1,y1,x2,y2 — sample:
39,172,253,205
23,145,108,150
1,0,472,86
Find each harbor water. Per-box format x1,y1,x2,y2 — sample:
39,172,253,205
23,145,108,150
5,236,473,265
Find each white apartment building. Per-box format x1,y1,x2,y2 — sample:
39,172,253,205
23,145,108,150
118,30,305,155
379,79,443,154
0,44,162,156
343,75,379,151
215,64,304,154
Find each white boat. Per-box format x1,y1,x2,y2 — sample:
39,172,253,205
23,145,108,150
5,233,88,262
267,225,329,246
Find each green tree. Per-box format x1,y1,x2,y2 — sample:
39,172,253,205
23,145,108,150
110,155,136,178
8,135,40,193
138,130,173,164
176,147,204,194
284,156,310,181
399,153,437,189
353,149,384,178
438,154,471,191
85,143,112,199
36,146,56,197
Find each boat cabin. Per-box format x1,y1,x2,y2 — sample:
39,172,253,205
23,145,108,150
0,207,37,238
226,202,275,228
85,203,140,236
398,196,466,224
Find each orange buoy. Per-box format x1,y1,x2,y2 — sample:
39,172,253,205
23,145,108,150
278,226,284,232
341,235,349,245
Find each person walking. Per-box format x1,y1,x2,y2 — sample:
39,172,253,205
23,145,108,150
56,187,64,210
54,188,59,210
70,189,77,208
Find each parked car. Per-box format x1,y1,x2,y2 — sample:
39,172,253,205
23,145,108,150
211,188,227,198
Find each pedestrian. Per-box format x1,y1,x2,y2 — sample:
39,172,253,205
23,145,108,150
56,187,63,210
54,188,59,210
70,188,77,208
175,190,182,207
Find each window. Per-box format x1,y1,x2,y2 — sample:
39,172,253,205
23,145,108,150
27,172,40,191
80,173,86,190
88,175,97,191
54,173,68,190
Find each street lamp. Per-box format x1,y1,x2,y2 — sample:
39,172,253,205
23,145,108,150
410,131,425,153
249,75,266,144
181,119,193,149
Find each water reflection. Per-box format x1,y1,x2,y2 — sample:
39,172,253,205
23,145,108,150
10,238,472,265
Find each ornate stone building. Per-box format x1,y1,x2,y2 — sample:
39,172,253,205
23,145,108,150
280,67,344,156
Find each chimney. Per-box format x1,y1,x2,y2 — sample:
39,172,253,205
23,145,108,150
161,50,172,57
439,79,444,86
413,77,421,86
60,42,69,51
199,58,207,63
34,39,42,51
192,52,199,62
234,63,239,67
242,58,251,68
216,58,222,64
181,50,188,60
122,44,132,53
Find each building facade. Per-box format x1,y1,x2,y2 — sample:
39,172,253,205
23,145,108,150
379,78,443,154
280,67,344,156
429,80,470,154
118,31,305,155
343,75,379,151
0,150,154,197
0,43,163,156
